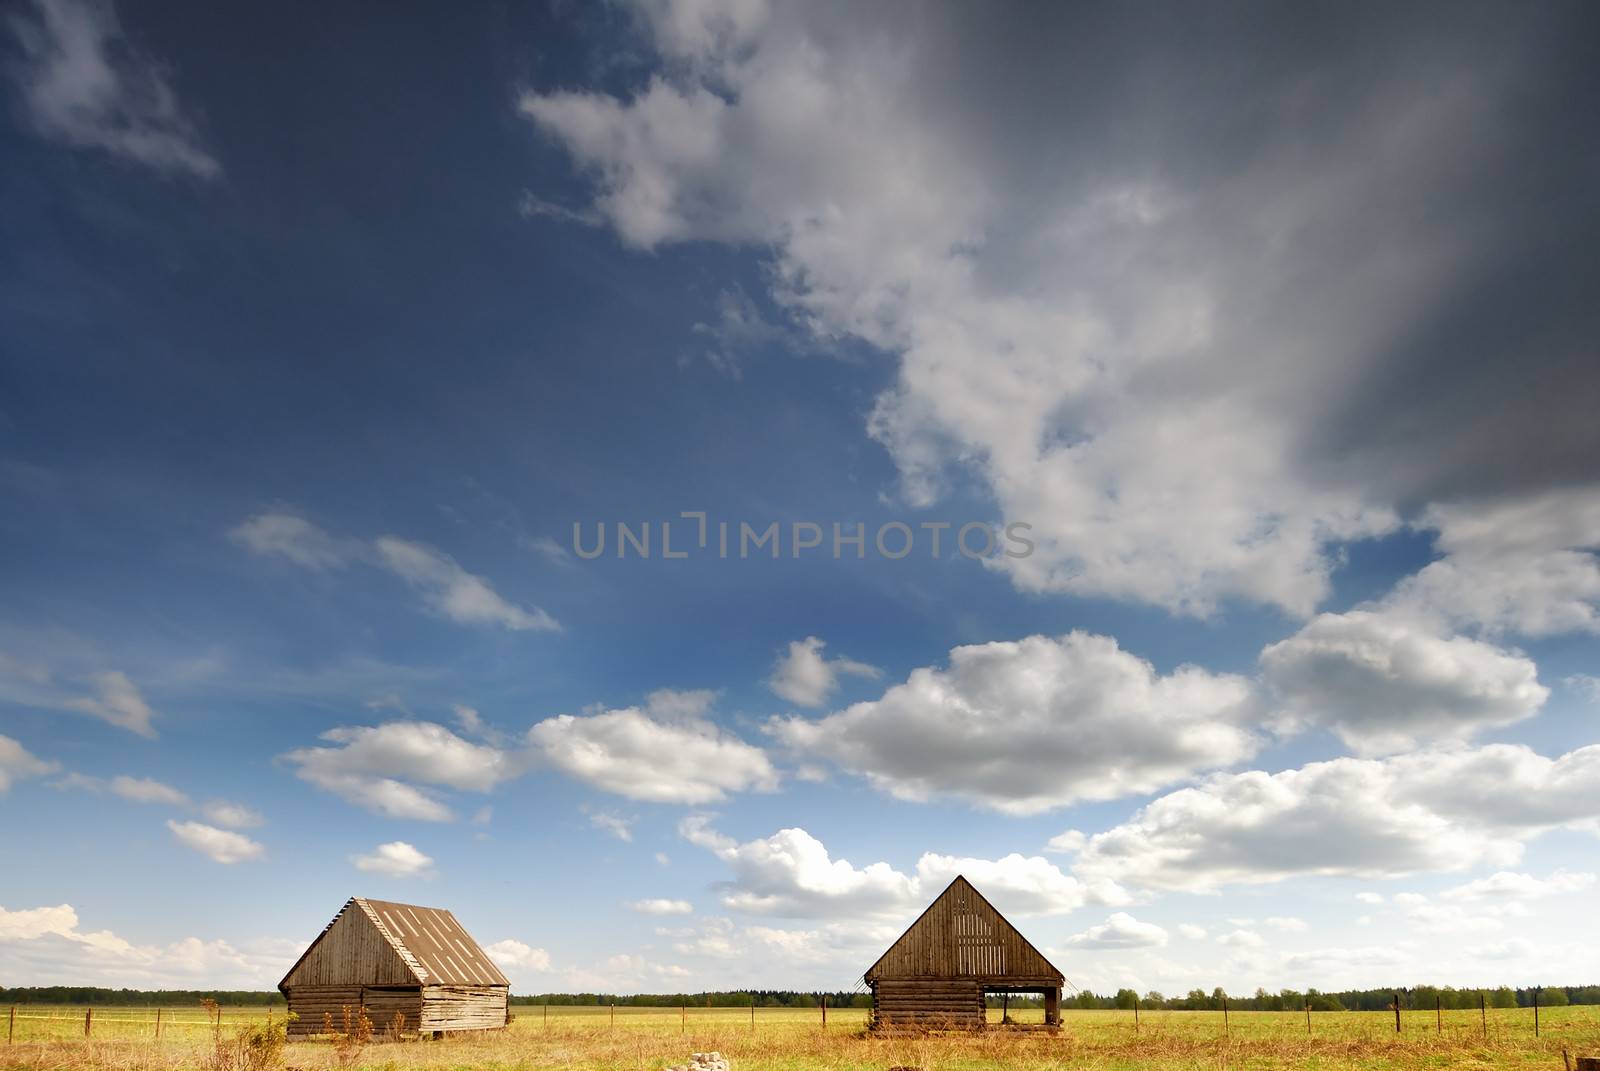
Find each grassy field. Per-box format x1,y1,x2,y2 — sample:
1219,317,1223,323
3,1003,1599,1069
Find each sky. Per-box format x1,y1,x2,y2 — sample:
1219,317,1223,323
1,0,1599,1000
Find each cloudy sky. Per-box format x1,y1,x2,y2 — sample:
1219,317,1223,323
3,0,1599,998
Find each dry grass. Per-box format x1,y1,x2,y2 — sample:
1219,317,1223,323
4,1004,1599,1070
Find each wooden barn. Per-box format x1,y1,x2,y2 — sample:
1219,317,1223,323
279,897,510,1038
864,875,1064,1031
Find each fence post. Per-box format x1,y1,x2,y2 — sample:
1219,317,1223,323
681,1002,686,1035
1534,987,1541,1037
751,1000,755,1031
821,995,827,1030
1393,992,1401,1033
85,1008,92,1038
609,1003,614,1030
543,1004,547,1028
1480,992,1487,1038
7,1005,13,1044
155,1008,162,1041
1221,995,1228,1038
1436,994,1442,1032
1133,995,1140,1033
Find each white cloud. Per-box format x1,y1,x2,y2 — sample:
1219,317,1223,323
202,800,264,829
1076,744,1600,891
0,903,295,988
1215,929,1264,948
65,671,156,737
1261,610,1547,754
1045,830,1086,854
350,841,434,878
0,734,57,792
774,632,1257,813
283,720,516,822
484,938,551,976
1264,916,1308,932
1176,924,1207,940
374,537,559,632
7,0,220,177
628,899,693,916
109,776,188,806
1386,491,1600,637
589,811,634,842
1064,913,1168,950
1439,870,1595,902
230,513,354,569
530,691,775,804
167,820,264,864
1565,674,1600,703
680,816,1124,919
1355,892,1385,905
767,636,879,708
233,513,557,633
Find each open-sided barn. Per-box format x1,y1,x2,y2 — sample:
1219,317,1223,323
279,897,509,1038
864,875,1064,1031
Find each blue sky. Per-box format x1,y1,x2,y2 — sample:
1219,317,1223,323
2,0,1599,997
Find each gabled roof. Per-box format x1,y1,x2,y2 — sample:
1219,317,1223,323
279,897,509,991
865,875,1064,984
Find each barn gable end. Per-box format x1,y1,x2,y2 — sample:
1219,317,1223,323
280,898,419,990
864,876,1064,1031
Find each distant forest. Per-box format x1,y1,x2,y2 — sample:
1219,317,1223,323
4,984,1599,1010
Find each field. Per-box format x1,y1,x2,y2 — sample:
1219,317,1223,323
4,1003,1599,1070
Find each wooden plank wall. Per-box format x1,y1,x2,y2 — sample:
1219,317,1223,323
868,878,1058,983
284,985,506,1036
281,905,416,988
871,979,985,1030
418,985,508,1031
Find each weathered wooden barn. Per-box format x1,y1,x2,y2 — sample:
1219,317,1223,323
864,875,1064,1031
279,897,509,1038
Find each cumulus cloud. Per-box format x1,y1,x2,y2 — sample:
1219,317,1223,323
774,632,1257,813
1176,923,1207,940
202,800,264,829
589,811,634,842
230,513,355,569
1064,913,1168,950
7,0,220,177
1264,916,1308,932
1075,744,1600,891
1440,870,1595,902
65,671,156,737
108,776,188,806
530,690,775,804
767,636,879,707
167,820,264,864
374,537,558,632
283,720,516,822
523,1,1599,619
0,734,56,792
1386,492,1600,637
681,816,1124,919
484,938,551,976
1261,610,1547,754
350,841,434,878
628,899,693,916
0,903,294,988
233,512,557,632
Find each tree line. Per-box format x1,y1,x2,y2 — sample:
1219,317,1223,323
1076,984,1600,1011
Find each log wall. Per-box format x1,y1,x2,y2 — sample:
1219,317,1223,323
871,979,986,1030
283,985,506,1037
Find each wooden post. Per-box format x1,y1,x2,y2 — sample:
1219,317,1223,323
1480,992,1487,1038
609,1003,614,1030
1002,992,1009,1025
821,995,826,1030
543,1004,547,1027
7,1005,13,1044
155,1008,162,1041
750,1000,755,1031
1393,992,1401,1033
681,1002,686,1034
85,1008,92,1038
1221,994,1228,1038
1534,987,1541,1038
1436,994,1442,1032
1133,995,1140,1033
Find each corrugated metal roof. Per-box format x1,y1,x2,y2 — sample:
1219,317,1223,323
357,898,510,987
